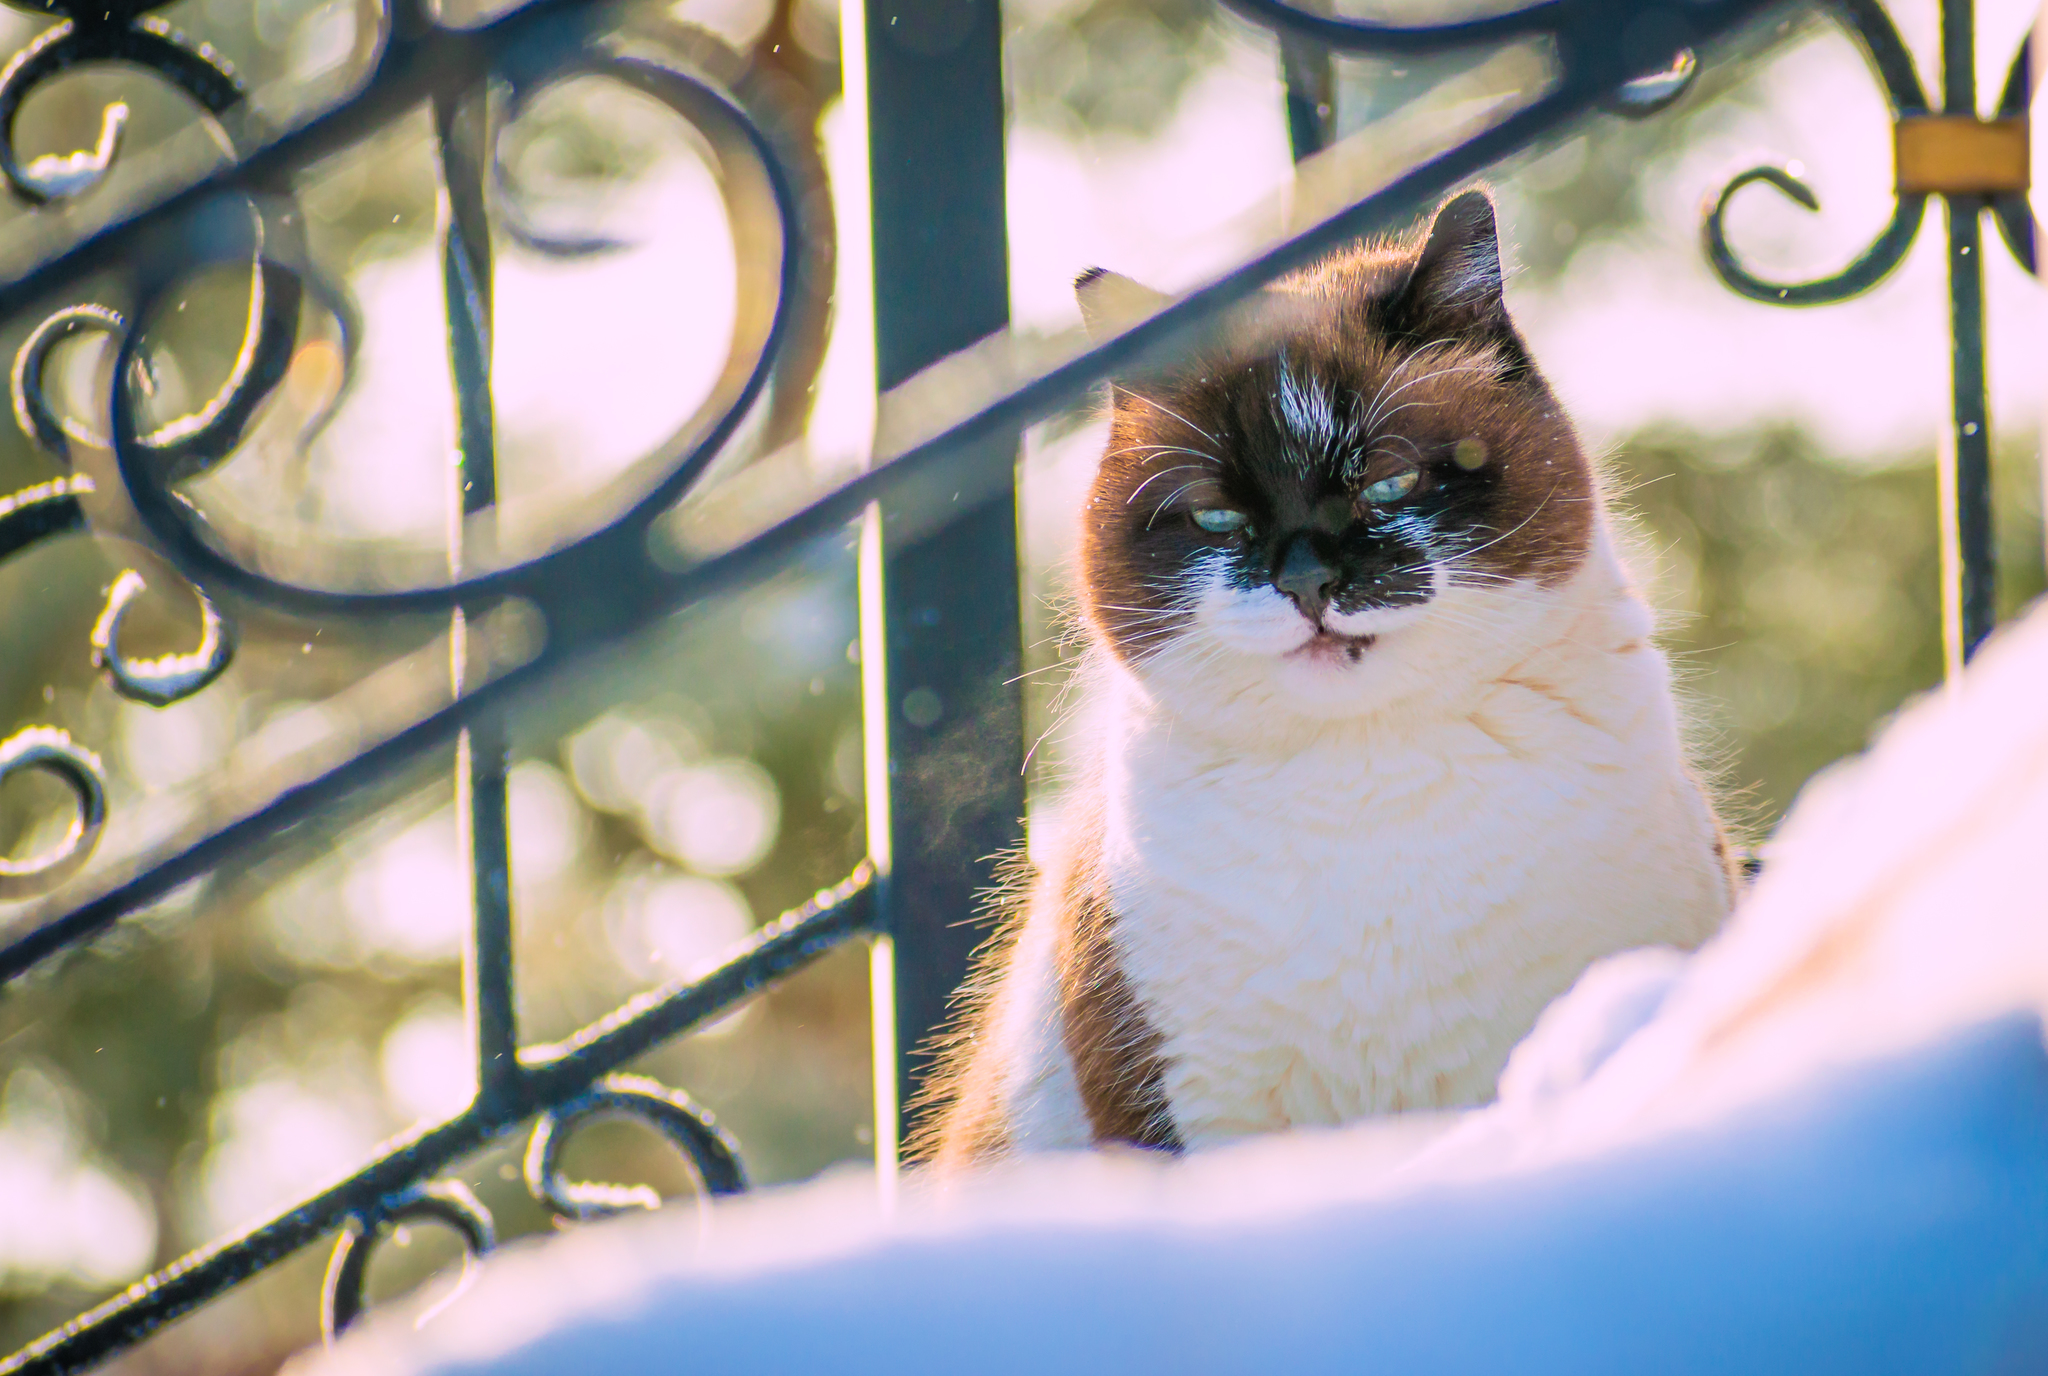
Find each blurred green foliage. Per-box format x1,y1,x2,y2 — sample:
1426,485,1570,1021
0,0,2042,1373
1007,0,1224,136
1619,429,2043,834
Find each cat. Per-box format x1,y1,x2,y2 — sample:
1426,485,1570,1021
914,189,1739,1167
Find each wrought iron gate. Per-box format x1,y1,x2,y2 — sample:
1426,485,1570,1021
0,0,2027,1365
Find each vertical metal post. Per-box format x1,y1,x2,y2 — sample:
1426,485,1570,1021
857,0,1025,1157
438,83,519,1118
1281,31,1337,162
1941,0,1998,664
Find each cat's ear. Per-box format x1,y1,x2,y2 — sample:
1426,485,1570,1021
1075,268,1170,340
1388,189,1511,340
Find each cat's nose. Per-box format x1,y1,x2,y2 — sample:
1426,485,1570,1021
1273,536,1337,622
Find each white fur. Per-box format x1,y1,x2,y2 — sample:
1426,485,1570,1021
993,523,1730,1149
1274,358,1335,468
984,885,1093,1150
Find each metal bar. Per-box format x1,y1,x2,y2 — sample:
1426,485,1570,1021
0,874,876,1375
521,867,876,1100
858,0,1026,1150
1282,31,1338,161
1944,193,1997,661
1988,37,2034,269
1940,0,1997,661
1942,0,1975,113
436,81,522,1110
0,70,1752,988
459,720,520,1107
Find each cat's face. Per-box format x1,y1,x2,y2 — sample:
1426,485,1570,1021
1077,192,1596,723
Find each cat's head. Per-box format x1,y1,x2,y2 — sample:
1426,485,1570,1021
1076,190,1596,725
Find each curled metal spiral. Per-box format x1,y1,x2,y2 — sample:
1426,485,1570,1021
125,203,311,485
3,250,281,723
0,0,243,204
0,726,107,899
1702,0,2033,304
107,38,805,621
523,1073,746,1222
0,472,92,559
12,304,124,455
320,1181,497,1342
9,269,305,482
89,568,235,705
1705,166,1930,305
16,286,298,504
0,0,304,478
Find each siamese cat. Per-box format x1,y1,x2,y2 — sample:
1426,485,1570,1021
918,190,1738,1166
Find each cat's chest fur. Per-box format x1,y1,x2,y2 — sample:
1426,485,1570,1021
1090,579,1728,1145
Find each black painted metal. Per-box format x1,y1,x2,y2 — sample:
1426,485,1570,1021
0,0,1828,1363
859,0,1027,1140
1701,0,2028,664
1991,40,2035,273
1938,0,1996,660
436,79,523,1122
1704,0,1929,303
1280,4,1338,163
320,1181,495,1340
523,1074,746,1220
3,871,875,1373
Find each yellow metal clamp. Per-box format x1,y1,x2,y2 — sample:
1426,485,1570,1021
1894,115,2030,195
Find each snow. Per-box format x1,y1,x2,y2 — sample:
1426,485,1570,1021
296,603,2048,1375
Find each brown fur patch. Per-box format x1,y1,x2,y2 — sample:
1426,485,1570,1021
1499,672,1608,733
1079,194,1596,670
1058,877,1182,1151
911,821,1181,1168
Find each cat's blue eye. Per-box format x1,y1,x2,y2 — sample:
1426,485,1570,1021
1191,508,1251,534
1362,468,1420,503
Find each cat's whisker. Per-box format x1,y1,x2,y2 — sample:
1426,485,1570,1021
1125,464,1217,506
1003,660,1084,687
1144,479,1215,528
1120,390,1219,444
1361,354,1488,432
1368,397,1448,431
1357,438,1426,476
1360,361,1504,441
1360,338,1458,432
1103,444,1222,466
1433,488,1556,567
